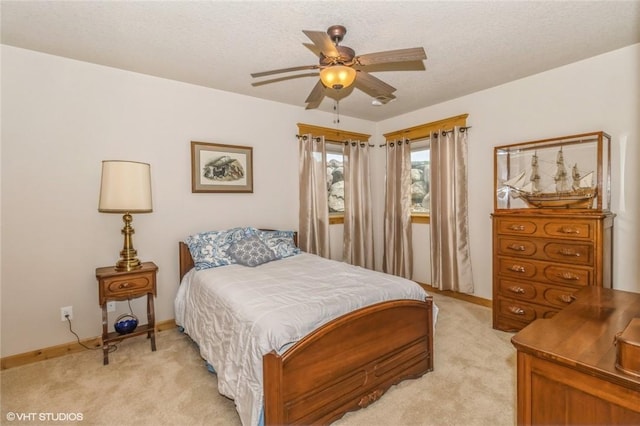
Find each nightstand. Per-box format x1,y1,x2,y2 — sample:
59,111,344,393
96,261,158,365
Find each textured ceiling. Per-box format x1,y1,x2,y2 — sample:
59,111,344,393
2,1,639,122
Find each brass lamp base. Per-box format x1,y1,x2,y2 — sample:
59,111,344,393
115,255,142,271
115,213,143,271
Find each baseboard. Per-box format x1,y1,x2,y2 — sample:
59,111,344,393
1,319,177,370
417,282,492,308
1,288,491,370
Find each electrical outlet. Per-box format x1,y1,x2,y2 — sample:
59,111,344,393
60,306,73,321
107,301,116,312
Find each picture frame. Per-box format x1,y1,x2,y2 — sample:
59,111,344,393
191,141,253,193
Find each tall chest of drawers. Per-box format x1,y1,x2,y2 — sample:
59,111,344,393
492,211,614,332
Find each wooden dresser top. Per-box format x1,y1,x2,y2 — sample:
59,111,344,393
511,286,640,389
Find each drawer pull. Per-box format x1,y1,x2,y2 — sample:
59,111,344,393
559,294,575,304
507,244,526,251
558,226,580,235
508,224,525,231
509,265,526,273
558,248,580,257
558,272,580,281
118,282,131,289
508,286,526,294
509,306,525,315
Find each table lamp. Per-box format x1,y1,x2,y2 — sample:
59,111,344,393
98,160,153,271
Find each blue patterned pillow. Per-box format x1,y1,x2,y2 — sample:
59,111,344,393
228,236,277,267
257,230,300,259
185,227,257,270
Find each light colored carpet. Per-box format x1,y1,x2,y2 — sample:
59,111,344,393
1,294,516,425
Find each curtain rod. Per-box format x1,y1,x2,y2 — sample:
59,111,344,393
379,126,472,147
296,134,375,147
296,125,471,148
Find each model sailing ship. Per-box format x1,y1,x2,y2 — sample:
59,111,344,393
503,148,596,209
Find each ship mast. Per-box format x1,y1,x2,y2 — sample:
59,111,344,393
572,164,581,189
529,152,540,192
554,148,570,192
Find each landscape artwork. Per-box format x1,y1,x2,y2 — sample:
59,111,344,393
191,141,253,193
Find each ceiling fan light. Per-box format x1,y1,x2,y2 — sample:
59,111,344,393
320,65,356,90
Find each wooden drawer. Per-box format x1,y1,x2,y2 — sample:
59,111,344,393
497,279,577,309
543,241,592,265
496,297,559,324
497,257,538,279
498,279,538,301
495,217,595,240
497,257,591,287
544,264,591,287
497,237,593,266
543,220,593,240
497,219,538,236
497,238,537,257
96,262,158,304
102,274,154,298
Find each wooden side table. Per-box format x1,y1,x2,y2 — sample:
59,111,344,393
511,287,640,425
96,261,158,365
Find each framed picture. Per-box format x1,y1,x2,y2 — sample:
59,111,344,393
191,141,253,193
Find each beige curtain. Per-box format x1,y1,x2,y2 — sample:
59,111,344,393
383,139,413,278
298,134,330,257
343,140,374,269
430,127,474,292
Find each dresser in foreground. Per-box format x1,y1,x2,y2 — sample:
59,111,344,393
511,287,640,425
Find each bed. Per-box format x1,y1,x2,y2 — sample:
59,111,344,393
175,227,435,426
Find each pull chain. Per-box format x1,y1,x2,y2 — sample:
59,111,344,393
333,100,340,125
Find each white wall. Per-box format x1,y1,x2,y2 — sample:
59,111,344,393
2,43,638,358
0,46,374,357
376,43,640,299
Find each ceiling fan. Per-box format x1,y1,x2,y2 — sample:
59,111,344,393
250,25,427,109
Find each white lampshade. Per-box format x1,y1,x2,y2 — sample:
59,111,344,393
98,160,153,213
320,65,357,90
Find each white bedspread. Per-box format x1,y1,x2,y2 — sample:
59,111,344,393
175,253,437,426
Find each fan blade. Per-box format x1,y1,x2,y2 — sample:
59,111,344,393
302,30,339,58
251,65,319,78
356,71,396,96
305,80,325,109
303,42,322,57
356,47,426,66
305,99,323,110
251,72,319,87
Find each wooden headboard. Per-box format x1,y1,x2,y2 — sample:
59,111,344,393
178,230,298,282
178,241,195,281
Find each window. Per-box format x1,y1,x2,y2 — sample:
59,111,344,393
296,123,372,226
324,142,430,223
411,141,430,221
326,149,345,219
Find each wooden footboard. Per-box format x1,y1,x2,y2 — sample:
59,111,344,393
263,298,434,425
